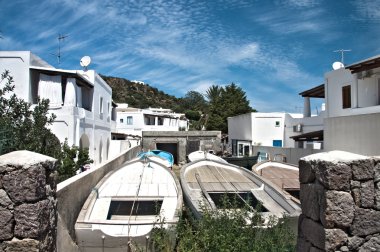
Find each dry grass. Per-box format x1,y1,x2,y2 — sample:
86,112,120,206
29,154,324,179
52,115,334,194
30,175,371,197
172,164,181,178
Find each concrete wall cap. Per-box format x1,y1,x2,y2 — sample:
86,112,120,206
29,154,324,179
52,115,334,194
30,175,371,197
301,150,368,163
0,150,56,166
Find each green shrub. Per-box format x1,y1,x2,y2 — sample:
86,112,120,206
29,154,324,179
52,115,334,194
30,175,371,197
150,194,296,252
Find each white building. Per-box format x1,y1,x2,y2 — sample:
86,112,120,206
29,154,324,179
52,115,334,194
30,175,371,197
0,51,115,165
324,55,380,156
229,54,380,157
228,88,325,156
113,104,188,137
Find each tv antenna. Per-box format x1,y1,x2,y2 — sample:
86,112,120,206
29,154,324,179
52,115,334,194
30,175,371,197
52,33,69,65
333,49,351,64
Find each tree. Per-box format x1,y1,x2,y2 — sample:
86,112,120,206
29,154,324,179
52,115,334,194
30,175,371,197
179,91,207,112
0,70,92,182
206,83,253,133
0,70,61,158
185,110,201,121
205,85,222,103
57,140,93,182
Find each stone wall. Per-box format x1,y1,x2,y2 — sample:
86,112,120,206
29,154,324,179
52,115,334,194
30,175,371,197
0,151,58,252
297,151,380,252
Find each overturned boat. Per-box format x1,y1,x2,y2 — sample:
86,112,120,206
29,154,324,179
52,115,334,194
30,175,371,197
180,158,300,222
75,155,183,251
252,160,300,200
138,149,174,168
187,150,227,163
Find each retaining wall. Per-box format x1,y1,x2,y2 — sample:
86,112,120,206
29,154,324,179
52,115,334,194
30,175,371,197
297,151,380,251
0,151,58,251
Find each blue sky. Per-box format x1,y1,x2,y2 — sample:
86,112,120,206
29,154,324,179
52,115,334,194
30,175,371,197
1,0,379,113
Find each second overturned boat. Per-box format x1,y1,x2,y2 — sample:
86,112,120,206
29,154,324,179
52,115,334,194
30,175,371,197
138,149,174,168
75,154,182,251
180,158,301,222
187,150,227,163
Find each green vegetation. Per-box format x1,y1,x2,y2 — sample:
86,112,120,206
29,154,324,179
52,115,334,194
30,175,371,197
149,195,296,252
57,140,93,182
0,70,61,158
0,70,92,182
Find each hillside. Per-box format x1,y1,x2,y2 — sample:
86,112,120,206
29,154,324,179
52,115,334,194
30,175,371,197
101,75,181,111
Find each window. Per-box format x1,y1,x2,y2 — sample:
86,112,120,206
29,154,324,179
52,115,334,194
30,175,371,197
127,116,133,125
99,96,104,114
275,121,280,127
342,85,351,109
208,192,268,211
107,200,163,219
120,118,123,123
158,117,163,125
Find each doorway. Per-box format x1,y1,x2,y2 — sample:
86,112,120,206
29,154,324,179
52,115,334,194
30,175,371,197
156,143,178,164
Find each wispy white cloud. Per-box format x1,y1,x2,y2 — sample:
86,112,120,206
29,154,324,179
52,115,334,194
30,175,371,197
2,0,368,112
276,0,320,8
352,0,380,21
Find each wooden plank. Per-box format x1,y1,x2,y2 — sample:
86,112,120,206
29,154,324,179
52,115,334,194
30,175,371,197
195,173,217,209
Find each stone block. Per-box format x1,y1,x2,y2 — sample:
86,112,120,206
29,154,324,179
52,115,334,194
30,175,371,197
351,208,380,236
325,229,348,252
296,236,311,252
358,236,380,252
301,217,325,250
352,188,361,207
340,245,349,251
360,180,374,208
14,200,50,239
310,246,324,252
0,150,57,171
348,236,365,251
324,191,354,228
2,166,46,204
352,159,374,181
351,180,361,189
316,162,351,191
375,182,380,210
299,160,316,183
1,238,39,252
300,182,324,222
0,206,13,241
374,161,380,183
0,189,13,210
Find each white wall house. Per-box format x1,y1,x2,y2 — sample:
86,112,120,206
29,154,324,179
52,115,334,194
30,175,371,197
113,104,188,137
0,51,115,165
324,55,380,156
228,112,286,156
228,87,325,156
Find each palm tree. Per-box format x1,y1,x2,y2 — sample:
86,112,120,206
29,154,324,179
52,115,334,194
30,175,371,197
205,85,222,103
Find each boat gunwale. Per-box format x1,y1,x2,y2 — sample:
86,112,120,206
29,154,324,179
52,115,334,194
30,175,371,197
76,156,183,226
180,159,301,219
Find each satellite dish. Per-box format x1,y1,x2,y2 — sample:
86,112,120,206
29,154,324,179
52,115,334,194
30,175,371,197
332,61,344,70
80,56,91,70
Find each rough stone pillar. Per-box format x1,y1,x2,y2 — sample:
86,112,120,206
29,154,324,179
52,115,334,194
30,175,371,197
0,150,58,252
297,151,380,252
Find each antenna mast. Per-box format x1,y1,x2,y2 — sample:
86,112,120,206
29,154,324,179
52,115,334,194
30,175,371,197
333,49,351,64
55,33,69,65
